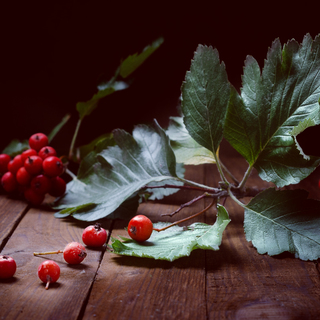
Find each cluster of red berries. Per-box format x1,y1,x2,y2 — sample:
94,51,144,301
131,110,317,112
1,223,108,289
0,133,66,205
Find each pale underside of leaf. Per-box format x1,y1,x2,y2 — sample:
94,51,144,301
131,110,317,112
110,204,230,261
53,121,182,221
244,188,320,261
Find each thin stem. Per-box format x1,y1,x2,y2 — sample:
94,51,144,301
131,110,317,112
220,161,239,185
237,165,254,191
228,187,246,208
69,118,82,160
161,193,210,217
33,250,63,256
153,199,216,232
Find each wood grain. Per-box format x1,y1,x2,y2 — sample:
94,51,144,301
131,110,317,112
0,203,111,320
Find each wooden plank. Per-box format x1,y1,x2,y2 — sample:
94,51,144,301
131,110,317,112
204,148,320,319
82,165,209,319
0,202,112,320
0,194,29,251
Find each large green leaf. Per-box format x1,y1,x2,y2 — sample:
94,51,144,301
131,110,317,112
166,116,216,165
244,188,320,261
110,204,230,261
181,45,230,155
54,121,183,221
225,34,320,187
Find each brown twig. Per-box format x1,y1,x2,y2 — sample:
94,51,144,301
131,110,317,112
153,199,216,232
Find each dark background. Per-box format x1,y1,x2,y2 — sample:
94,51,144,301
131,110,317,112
1,2,319,156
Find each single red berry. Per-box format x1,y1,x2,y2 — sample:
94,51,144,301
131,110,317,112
0,154,11,174
127,215,153,242
0,255,17,279
42,156,64,177
82,223,107,247
24,155,43,175
31,174,52,195
7,154,23,175
29,133,49,151
49,176,66,197
24,187,45,206
1,171,18,192
21,148,38,164
38,146,57,160
63,242,87,264
37,260,60,290
16,166,32,186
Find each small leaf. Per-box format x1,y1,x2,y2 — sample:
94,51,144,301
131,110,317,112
2,139,29,156
48,114,71,143
110,205,230,261
76,80,129,120
244,188,320,261
166,116,216,165
181,45,230,155
119,37,164,78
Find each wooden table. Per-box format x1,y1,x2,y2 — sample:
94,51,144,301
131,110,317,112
1,146,320,320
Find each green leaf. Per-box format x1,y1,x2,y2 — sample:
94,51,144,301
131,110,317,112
110,204,230,261
244,188,320,261
119,37,164,78
166,116,216,165
76,80,129,120
181,45,230,155
2,139,29,156
224,34,320,187
54,121,182,221
48,114,71,143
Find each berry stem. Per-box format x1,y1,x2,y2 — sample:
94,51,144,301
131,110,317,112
45,275,51,290
33,250,63,256
153,199,216,232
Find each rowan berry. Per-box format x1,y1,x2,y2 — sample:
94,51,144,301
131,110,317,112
24,155,43,175
31,174,52,195
42,156,64,177
7,154,23,175
0,154,11,174
0,255,17,279
24,187,45,206
63,242,87,264
38,146,57,160
127,215,153,242
1,171,18,192
37,260,60,290
49,176,66,197
21,148,38,164
29,133,49,152
16,166,32,186
82,223,107,247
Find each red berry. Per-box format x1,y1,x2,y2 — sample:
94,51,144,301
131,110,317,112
0,255,17,279
42,156,64,177
21,148,38,164
49,176,66,197
29,133,49,152
1,171,18,192
31,174,52,195
127,215,153,242
38,146,57,160
63,242,87,264
24,155,43,175
37,260,60,290
16,167,32,186
82,223,107,247
7,154,23,175
24,187,45,205
0,154,11,174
